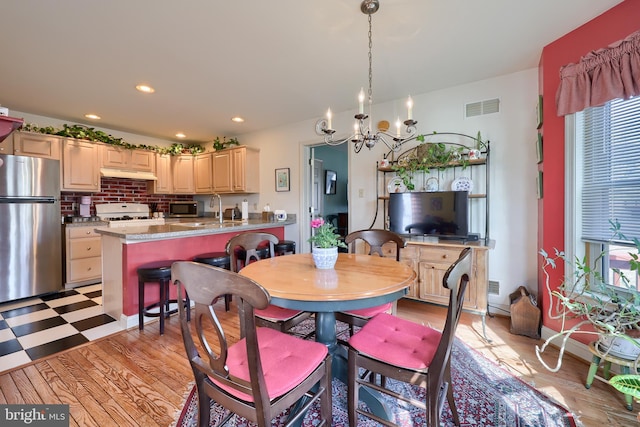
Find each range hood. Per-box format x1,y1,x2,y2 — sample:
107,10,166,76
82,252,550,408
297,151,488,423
0,115,24,142
100,168,157,180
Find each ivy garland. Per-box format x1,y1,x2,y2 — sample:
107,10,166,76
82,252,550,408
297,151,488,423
21,123,209,156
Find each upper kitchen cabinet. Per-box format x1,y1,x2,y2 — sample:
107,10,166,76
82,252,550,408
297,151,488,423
171,154,195,194
194,152,214,194
13,131,62,160
232,146,259,193
147,153,172,194
62,139,100,192
101,145,155,172
212,146,259,193
212,150,232,192
0,133,13,154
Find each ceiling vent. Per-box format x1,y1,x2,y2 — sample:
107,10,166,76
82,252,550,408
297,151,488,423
465,98,500,118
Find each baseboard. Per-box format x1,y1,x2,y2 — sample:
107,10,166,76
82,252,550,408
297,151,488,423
540,326,592,364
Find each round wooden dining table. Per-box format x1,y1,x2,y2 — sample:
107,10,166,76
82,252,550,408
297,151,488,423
240,252,416,421
239,252,416,354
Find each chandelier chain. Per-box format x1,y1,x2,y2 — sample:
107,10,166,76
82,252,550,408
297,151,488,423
367,13,373,105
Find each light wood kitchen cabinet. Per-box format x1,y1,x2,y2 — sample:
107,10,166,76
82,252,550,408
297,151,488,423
211,146,260,193
171,154,195,194
399,241,489,315
13,131,62,160
62,139,100,191
65,225,102,286
232,146,259,192
194,152,214,193
101,145,155,172
212,150,232,192
147,153,172,194
0,133,13,154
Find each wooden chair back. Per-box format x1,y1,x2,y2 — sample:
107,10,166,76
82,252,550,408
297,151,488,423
227,232,278,272
172,261,271,420
344,229,405,260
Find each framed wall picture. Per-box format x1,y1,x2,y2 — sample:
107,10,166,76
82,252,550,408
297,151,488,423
537,170,543,199
536,95,543,129
536,133,543,164
325,170,337,194
275,168,290,192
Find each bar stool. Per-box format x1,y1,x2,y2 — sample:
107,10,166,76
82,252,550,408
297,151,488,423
273,240,296,256
138,260,190,335
193,251,233,311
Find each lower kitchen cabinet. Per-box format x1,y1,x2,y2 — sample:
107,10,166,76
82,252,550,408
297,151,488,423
400,241,489,313
65,225,102,286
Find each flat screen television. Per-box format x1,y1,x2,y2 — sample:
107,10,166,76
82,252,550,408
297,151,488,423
388,191,469,239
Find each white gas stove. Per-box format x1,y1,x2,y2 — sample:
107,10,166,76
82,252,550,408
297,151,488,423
95,203,165,228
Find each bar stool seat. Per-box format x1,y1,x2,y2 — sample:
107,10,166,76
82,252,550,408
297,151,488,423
273,240,296,256
193,251,232,311
138,260,190,335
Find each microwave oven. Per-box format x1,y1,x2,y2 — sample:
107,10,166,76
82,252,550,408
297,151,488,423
168,201,203,218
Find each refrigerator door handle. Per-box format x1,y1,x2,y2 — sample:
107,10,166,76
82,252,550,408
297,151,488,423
0,196,57,204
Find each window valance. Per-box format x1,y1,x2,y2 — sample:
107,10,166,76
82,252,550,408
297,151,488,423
556,30,640,116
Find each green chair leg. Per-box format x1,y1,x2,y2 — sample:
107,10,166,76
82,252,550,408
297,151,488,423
603,361,612,380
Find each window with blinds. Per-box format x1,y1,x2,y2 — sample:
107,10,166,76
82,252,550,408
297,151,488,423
580,96,640,244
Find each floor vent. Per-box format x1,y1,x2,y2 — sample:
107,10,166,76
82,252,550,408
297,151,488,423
488,280,500,295
465,98,500,118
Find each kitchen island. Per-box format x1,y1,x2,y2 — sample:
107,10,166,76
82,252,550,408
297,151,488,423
95,217,296,328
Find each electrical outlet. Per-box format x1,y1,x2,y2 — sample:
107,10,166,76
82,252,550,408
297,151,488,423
358,189,364,198
253,203,258,210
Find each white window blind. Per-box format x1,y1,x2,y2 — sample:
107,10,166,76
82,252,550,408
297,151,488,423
581,96,640,243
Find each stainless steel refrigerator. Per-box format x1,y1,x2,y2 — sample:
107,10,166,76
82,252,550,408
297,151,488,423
0,154,62,303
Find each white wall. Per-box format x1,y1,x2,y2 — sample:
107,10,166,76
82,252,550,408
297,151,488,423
239,68,539,312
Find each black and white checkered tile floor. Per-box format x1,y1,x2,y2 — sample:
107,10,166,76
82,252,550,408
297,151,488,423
0,284,124,373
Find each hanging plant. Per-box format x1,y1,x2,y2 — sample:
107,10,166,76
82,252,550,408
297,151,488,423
21,122,205,155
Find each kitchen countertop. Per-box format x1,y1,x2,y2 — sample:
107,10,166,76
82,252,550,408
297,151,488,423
94,217,296,241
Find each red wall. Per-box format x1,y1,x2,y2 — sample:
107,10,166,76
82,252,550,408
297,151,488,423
538,0,640,342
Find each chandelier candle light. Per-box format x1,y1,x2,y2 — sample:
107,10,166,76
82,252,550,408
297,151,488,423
316,0,419,153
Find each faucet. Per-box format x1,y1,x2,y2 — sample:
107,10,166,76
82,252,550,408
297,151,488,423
210,194,223,223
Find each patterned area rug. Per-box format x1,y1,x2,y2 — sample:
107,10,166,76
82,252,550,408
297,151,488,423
173,332,578,427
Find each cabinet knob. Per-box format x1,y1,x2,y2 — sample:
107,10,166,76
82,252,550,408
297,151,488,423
87,267,92,271
87,246,92,251
442,254,448,259
86,231,91,234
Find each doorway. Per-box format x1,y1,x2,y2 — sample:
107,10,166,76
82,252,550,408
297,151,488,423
300,144,348,253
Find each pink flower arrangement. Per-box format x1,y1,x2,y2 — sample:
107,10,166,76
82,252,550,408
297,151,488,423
308,218,347,249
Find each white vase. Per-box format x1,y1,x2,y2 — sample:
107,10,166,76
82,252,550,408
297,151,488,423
312,246,338,269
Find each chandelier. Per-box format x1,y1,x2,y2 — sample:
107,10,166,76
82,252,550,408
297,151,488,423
315,0,419,153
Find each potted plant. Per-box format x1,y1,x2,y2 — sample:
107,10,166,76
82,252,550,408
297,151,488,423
537,219,640,370
307,218,347,269
212,136,239,151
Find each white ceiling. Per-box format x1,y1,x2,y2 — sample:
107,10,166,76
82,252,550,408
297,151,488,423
0,0,623,143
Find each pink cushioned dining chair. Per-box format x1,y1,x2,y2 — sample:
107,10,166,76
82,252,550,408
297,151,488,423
172,261,332,427
227,232,312,336
347,247,471,427
335,229,406,337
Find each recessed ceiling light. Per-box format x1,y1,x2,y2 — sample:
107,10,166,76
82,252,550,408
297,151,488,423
231,116,245,123
135,84,155,94
84,114,101,120
175,133,186,139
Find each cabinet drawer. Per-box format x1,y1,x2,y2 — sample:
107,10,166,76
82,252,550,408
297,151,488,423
69,238,101,259
68,226,101,239
68,257,101,282
418,246,465,263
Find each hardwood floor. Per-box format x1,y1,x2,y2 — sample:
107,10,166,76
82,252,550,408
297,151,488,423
0,298,634,426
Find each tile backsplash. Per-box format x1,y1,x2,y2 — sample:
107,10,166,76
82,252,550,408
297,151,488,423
61,177,192,216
